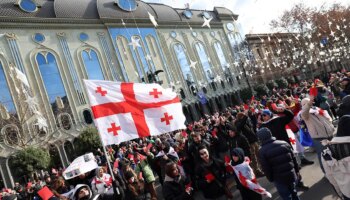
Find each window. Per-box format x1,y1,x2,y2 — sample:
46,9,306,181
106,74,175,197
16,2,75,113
194,42,213,82
213,41,228,72
59,113,72,130
83,110,93,124
228,33,241,62
17,0,38,13
81,49,105,80
115,0,137,11
2,125,20,146
36,52,69,116
173,43,194,89
0,62,16,115
132,36,151,83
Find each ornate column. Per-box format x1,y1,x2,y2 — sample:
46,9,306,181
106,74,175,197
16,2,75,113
0,157,14,188
57,32,86,105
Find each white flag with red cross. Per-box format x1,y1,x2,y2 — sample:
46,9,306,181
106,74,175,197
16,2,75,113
286,125,297,153
83,80,186,145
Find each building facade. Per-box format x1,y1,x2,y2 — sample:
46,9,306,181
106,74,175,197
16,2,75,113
0,0,247,187
246,33,346,84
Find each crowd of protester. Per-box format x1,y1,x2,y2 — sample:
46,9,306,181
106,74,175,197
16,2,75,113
2,71,350,200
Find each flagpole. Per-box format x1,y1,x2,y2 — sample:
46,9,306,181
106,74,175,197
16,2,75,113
82,80,120,195
102,145,120,195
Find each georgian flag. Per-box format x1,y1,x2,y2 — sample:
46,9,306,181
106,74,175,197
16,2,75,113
230,158,272,198
84,80,186,145
286,125,297,153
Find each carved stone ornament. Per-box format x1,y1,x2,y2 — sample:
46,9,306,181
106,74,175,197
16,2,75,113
57,32,66,37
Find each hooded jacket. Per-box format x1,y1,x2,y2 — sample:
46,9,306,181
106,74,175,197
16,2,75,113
300,98,335,139
257,128,299,184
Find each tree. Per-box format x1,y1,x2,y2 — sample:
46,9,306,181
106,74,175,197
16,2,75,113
266,80,278,90
239,88,254,103
9,147,51,178
73,126,102,156
254,85,270,97
276,77,289,89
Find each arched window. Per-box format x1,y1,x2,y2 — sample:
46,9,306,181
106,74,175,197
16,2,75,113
173,43,195,93
59,113,72,130
116,36,139,82
132,36,151,83
0,62,16,116
213,41,234,86
213,41,228,71
36,52,69,116
228,33,241,61
82,109,93,124
81,49,104,80
2,125,20,146
194,42,213,82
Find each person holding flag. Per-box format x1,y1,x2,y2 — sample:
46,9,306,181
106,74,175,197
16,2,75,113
229,148,271,200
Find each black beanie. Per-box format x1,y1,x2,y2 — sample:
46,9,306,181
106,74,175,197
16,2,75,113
257,127,274,143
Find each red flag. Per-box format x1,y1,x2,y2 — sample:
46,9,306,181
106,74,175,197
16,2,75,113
37,186,54,200
211,130,217,138
271,103,277,111
205,173,215,182
310,79,318,97
113,160,119,169
243,104,249,110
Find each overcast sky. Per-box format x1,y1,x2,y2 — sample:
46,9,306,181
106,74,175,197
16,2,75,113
143,0,350,35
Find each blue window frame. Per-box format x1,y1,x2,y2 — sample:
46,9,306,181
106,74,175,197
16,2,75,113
82,49,105,80
18,0,38,13
0,62,16,114
36,52,69,115
116,0,137,11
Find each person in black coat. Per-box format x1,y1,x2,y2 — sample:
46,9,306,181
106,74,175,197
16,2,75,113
226,124,251,159
257,128,300,200
162,162,193,200
230,148,262,200
259,108,294,145
235,112,263,176
195,145,232,199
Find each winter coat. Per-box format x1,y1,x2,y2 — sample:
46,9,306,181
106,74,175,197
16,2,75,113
227,134,251,159
260,109,294,144
162,175,193,200
195,158,226,199
235,115,258,144
322,136,350,198
258,137,299,184
134,154,156,184
300,100,335,139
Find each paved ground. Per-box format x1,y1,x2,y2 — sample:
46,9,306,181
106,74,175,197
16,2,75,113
156,151,341,200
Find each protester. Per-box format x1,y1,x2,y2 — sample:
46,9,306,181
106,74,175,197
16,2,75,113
322,115,350,200
162,162,193,200
300,95,335,172
257,128,300,200
229,148,263,200
195,145,232,200
91,167,112,195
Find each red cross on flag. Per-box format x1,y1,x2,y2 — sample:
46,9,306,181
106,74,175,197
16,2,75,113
286,125,297,153
83,80,186,145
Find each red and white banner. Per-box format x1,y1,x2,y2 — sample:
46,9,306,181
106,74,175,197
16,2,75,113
231,158,272,198
286,125,297,153
84,80,186,145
